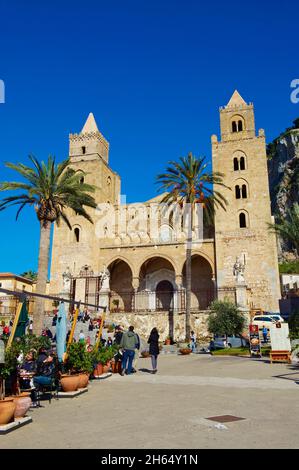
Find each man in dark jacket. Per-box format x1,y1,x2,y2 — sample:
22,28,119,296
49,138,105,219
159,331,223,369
120,326,138,375
114,326,123,345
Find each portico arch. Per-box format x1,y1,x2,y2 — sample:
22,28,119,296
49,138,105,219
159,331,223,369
137,256,178,311
107,258,134,312
182,254,215,309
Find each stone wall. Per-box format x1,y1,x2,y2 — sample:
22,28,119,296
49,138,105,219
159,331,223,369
105,310,250,345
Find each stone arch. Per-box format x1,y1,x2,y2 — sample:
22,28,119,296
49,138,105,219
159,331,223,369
138,253,178,277
234,178,249,199
136,256,178,311
107,258,134,312
231,114,245,133
106,255,135,279
238,209,249,228
232,150,247,171
182,254,215,309
72,224,82,243
178,251,214,276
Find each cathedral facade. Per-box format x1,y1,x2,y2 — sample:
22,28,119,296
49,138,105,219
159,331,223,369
49,91,281,328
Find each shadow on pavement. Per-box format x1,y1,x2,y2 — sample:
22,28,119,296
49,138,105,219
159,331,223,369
139,368,153,374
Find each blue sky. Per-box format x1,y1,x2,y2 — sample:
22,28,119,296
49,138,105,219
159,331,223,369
0,0,298,275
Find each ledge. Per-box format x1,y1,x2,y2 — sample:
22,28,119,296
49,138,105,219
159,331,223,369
57,387,88,398
0,416,32,435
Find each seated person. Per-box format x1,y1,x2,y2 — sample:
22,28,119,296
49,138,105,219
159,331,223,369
31,352,57,404
18,350,37,389
36,347,49,371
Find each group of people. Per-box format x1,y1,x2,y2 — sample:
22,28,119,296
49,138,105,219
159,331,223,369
18,347,58,406
114,325,160,375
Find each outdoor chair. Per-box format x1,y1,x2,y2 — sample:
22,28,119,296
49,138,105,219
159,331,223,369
35,371,60,406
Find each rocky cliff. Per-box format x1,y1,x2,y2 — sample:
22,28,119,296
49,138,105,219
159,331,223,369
267,118,299,218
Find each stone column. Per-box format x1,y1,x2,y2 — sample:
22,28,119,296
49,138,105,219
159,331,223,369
132,277,140,311
236,282,247,309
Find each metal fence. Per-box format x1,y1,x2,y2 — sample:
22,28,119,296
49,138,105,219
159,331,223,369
109,288,216,313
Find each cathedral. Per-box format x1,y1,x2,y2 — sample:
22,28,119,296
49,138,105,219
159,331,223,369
49,90,281,337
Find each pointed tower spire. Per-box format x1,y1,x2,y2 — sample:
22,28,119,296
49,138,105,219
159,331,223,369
226,90,247,108
81,112,99,134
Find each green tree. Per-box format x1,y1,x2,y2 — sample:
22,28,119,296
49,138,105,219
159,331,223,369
156,153,229,340
207,300,247,343
288,311,299,341
20,270,38,281
268,203,299,256
0,155,97,334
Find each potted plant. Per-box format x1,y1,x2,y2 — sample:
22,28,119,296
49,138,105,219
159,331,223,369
0,342,17,425
141,350,150,358
165,336,171,345
62,342,93,391
178,342,192,355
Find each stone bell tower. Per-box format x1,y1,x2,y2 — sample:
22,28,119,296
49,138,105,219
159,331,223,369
49,113,120,298
212,90,281,312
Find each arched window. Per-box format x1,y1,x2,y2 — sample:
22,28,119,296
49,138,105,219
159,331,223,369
233,157,239,171
238,120,243,131
74,227,80,242
82,146,86,154
79,176,84,184
232,121,237,133
242,184,247,199
107,176,111,186
240,156,246,170
239,212,247,228
235,186,241,199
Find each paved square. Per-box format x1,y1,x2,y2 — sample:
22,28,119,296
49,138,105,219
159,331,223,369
1,354,298,449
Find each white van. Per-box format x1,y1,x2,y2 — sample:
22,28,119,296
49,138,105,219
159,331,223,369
252,314,284,327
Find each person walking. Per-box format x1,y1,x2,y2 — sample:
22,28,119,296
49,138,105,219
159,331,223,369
190,330,197,353
120,325,137,375
132,331,140,373
262,324,268,343
148,327,159,374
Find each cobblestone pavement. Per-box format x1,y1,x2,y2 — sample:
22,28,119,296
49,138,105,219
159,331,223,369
1,354,299,449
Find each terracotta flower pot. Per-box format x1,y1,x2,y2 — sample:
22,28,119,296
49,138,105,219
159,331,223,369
60,374,80,392
77,373,89,389
102,361,111,374
0,398,16,425
111,361,122,374
179,348,192,355
93,363,103,377
141,351,150,358
13,393,32,418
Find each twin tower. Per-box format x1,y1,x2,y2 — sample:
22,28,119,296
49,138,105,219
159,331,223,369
212,90,280,311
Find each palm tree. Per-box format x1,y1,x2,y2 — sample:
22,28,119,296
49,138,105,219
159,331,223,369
0,155,97,334
20,270,38,281
268,203,299,256
156,152,229,341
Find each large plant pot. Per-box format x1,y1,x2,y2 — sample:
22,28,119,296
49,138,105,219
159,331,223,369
111,361,122,374
93,363,103,377
13,393,32,418
102,361,111,374
0,398,16,425
60,374,80,392
141,351,150,358
77,373,89,389
179,348,192,355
